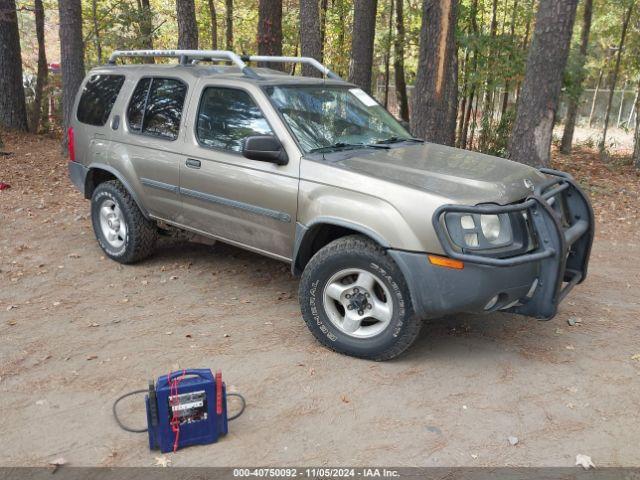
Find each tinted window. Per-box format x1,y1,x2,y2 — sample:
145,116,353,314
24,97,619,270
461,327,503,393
77,74,125,126
196,88,273,152
127,78,151,132
126,78,187,140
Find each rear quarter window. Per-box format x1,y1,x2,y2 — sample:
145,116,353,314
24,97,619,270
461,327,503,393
77,74,125,126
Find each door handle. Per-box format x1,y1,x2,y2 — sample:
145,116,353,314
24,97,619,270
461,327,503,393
185,158,201,169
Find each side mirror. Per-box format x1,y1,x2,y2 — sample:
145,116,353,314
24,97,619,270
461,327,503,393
242,135,288,165
399,120,411,132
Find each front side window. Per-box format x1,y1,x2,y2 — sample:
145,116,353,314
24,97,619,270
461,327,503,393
265,85,411,153
126,77,187,140
196,87,273,152
77,74,125,126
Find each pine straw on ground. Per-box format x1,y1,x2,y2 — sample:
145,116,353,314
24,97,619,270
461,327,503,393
552,146,640,238
1,131,639,240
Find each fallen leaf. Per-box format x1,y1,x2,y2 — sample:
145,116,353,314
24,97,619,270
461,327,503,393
86,355,98,361
340,395,350,403
6,305,17,311
154,456,171,468
575,454,595,470
631,354,640,361
471,454,478,459
565,345,575,350
88,322,100,328
68,253,81,258
49,457,66,471
508,436,519,446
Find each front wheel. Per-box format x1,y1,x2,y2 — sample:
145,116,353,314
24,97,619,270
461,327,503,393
299,235,422,360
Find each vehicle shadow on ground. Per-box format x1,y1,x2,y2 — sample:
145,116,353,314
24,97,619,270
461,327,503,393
145,237,563,363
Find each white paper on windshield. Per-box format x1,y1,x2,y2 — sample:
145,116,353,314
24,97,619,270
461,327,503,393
349,88,378,107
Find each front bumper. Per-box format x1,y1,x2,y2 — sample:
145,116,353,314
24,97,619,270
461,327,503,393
391,169,594,320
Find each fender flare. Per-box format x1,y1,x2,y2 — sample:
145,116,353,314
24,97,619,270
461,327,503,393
292,216,391,275
86,163,150,219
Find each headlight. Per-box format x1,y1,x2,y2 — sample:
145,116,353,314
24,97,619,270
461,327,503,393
444,212,514,251
480,214,503,244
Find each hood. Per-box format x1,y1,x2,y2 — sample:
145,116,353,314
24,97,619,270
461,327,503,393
330,142,547,205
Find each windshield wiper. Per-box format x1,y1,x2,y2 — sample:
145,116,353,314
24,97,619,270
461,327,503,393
309,142,389,153
374,136,424,145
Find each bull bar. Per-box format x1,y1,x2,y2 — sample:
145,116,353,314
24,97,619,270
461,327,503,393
432,168,594,320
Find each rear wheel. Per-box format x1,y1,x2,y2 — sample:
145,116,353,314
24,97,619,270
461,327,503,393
299,235,422,360
91,180,157,264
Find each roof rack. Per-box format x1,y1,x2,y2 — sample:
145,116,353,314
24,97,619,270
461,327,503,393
107,50,342,80
108,50,261,79
242,55,341,80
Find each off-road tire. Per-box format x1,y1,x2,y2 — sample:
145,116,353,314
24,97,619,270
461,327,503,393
91,180,157,264
299,234,422,360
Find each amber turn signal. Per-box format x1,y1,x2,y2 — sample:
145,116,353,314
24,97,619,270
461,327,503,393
428,254,464,270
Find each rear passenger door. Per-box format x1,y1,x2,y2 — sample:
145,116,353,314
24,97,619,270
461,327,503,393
110,76,188,221
178,84,300,260
74,74,125,165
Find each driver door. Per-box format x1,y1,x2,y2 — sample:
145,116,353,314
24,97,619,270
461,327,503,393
178,83,300,260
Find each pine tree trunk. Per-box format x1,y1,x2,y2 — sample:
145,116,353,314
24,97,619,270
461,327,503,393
0,0,28,131
300,0,323,77
394,0,409,121
500,0,519,121
58,0,85,149
176,0,199,49
91,0,102,63
411,0,458,146
349,0,378,94
508,0,578,167
481,0,498,122
560,0,593,154
257,0,283,70
383,0,394,107
588,67,604,127
225,0,233,49
461,86,475,148
319,0,328,53
139,0,154,62
600,3,633,153
208,0,218,49
30,0,48,133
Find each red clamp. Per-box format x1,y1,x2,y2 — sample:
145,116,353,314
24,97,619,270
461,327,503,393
216,370,223,415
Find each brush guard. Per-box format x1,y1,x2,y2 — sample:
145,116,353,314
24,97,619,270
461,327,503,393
432,168,594,320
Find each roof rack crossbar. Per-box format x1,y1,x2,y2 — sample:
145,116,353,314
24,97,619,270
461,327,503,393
243,55,341,80
107,49,261,79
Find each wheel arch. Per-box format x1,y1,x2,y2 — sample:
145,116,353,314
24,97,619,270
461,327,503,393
292,218,390,276
84,164,150,219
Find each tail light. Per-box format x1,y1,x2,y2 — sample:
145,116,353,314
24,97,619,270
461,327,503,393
67,127,75,162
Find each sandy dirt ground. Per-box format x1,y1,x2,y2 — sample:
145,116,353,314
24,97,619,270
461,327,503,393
1,132,639,467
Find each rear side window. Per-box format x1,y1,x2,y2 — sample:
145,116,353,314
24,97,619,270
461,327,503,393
126,77,187,140
196,87,273,152
77,74,125,126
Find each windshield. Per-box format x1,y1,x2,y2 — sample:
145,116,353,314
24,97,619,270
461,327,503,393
264,85,414,153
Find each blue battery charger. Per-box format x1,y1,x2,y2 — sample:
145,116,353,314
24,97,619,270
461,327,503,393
146,369,229,453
